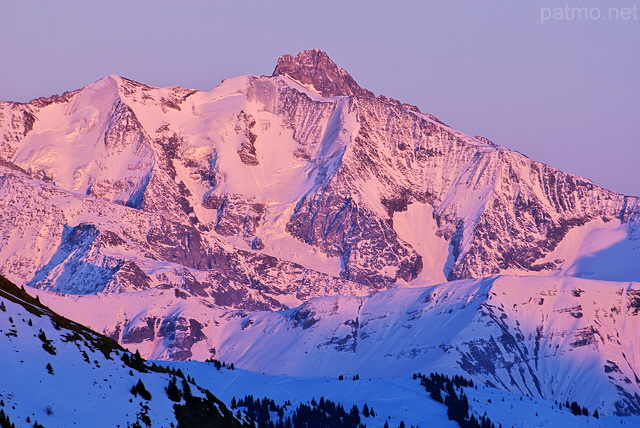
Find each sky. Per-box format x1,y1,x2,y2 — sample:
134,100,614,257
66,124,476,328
1,0,638,195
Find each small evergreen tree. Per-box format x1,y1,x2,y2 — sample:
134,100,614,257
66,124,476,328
165,377,181,402
570,401,581,416
349,405,360,425
0,409,16,428
181,379,192,400
139,379,152,400
430,387,443,403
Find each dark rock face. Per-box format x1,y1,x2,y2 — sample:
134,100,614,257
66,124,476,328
272,49,374,98
122,316,157,344
146,220,210,270
251,236,265,250
28,88,82,108
203,193,264,240
113,261,152,291
287,188,422,288
236,111,259,166
157,315,206,360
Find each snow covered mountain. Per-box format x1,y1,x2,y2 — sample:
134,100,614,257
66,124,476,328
0,275,245,427
3,49,640,422
1,49,638,310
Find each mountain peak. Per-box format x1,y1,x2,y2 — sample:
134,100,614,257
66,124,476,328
272,49,374,98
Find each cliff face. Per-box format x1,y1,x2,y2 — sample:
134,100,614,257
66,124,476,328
1,49,639,310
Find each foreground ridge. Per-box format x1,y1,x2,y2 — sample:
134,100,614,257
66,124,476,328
0,275,246,427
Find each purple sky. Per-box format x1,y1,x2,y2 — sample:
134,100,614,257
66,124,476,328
1,1,638,196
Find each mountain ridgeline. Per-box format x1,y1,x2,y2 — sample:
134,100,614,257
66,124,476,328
1,49,638,308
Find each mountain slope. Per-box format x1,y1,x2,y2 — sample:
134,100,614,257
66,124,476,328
0,163,366,309
28,275,640,416
167,362,640,427
1,49,638,311
0,275,245,427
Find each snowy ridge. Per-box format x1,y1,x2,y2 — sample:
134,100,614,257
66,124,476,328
2,271,640,426
0,276,244,427
29,275,640,416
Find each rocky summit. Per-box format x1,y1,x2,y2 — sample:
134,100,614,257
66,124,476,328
272,48,375,98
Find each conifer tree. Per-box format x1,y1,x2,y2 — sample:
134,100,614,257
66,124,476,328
165,377,181,402
134,379,152,400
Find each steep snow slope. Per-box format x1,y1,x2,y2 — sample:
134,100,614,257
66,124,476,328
0,276,244,428
166,362,640,427
537,218,640,282
1,49,639,309
0,164,366,308
31,275,640,416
